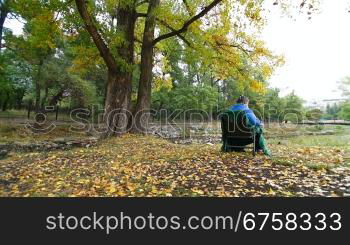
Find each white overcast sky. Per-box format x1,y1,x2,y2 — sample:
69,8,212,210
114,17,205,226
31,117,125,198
4,0,350,103
262,0,350,102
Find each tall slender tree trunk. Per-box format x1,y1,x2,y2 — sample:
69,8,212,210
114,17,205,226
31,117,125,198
35,60,43,112
35,82,41,112
41,84,48,110
0,0,9,50
16,88,25,109
132,0,160,133
1,91,9,111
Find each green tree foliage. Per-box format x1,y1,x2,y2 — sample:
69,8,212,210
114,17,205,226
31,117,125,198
282,92,305,123
263,88,286,122
4,0,64,111
339,76,350,98
0,0,321,129
71,0,318,134
306,108,323,121
39,53,98,108
323,103,340,120
153,84,218,113
338,76,350,120
1,0,99,111
0,49,32,110
339,102,350,121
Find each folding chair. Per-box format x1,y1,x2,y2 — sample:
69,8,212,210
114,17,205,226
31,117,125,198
220,110,256,156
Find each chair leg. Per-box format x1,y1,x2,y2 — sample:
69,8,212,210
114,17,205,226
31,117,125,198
252,135,256,156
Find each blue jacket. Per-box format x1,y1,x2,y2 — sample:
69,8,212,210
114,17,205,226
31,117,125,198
230,103,262,126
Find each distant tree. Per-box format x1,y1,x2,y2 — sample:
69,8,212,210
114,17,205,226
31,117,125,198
0,50,31,110
337,77,350,120
282,92,305,123
152,84,218,118
339,102,350,121
5,0,63,111
263,88,286,122
339,76,350,98
306,108,323,121
324,103,340,120
39,53,98,108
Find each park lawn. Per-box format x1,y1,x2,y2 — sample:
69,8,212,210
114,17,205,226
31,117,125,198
268,132,350,169
0,109,72,121
0,124,90,143
0,110,28,118
0,133,349,197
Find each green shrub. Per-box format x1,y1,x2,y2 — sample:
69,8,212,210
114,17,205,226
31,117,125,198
314,125,324,131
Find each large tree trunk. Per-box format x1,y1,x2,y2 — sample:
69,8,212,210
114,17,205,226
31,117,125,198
102,8,136,137
132,0,160,133
103,71,132,136
75,0,136,137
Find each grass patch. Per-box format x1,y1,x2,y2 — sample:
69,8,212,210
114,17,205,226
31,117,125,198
0,124,17,134
285,134,350,147
0,123,90,143
304,162,332,171
0,110,28,118
272,158,330,170
272,158,295,167
0,109,73,121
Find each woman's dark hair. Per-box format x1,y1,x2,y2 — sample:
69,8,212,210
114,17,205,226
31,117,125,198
236,95,249,104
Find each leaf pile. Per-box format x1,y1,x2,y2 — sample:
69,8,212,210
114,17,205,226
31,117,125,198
0,135,349,197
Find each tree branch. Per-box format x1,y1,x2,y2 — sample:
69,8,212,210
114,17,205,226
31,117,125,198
74,0,117,73
182,0,194,15
156,18,192,47
152,0,223,45
136,12,192,47
137,0,149,7
136,12,147,18
215,40,253,57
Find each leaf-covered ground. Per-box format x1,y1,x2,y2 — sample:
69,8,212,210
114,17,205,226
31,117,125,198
0,134,349,197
